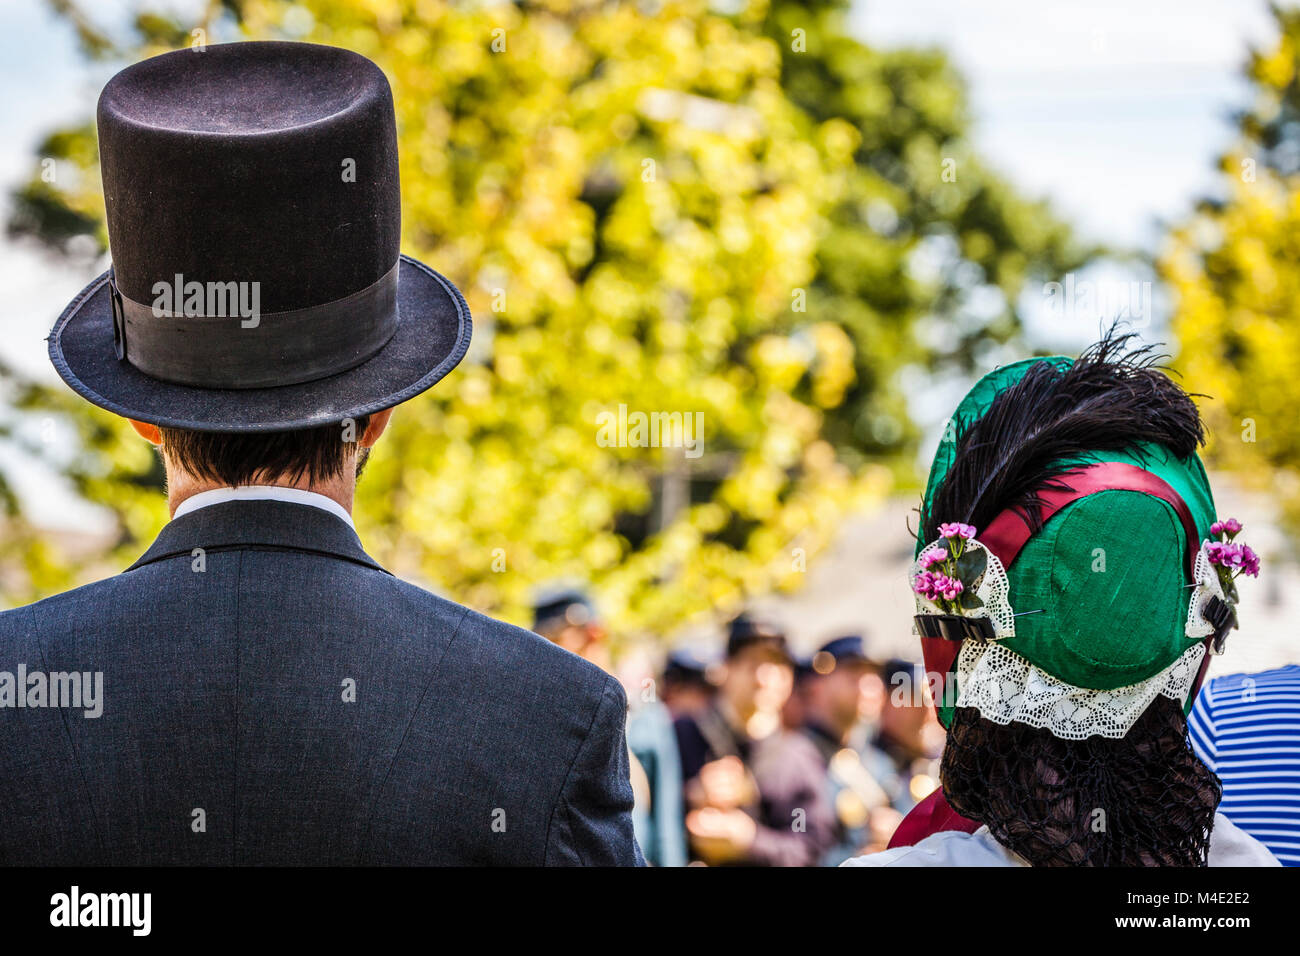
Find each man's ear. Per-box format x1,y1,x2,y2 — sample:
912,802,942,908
360,407,394,448
128,419,162,445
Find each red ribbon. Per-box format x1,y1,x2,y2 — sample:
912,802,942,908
887,788,981,849
979,461,1200,578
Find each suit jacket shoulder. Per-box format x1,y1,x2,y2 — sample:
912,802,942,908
0,500,640,866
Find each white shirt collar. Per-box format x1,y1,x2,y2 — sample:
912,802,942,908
171,485,355,531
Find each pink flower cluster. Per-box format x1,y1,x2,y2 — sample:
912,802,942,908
914,570,964,602
916,522,981,610
918,545,948,569
1207,541,1261,578
938,522,977,541
1205,517,1261,579
1210,518,1243,538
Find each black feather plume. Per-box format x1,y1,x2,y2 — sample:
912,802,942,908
921,331,1205,544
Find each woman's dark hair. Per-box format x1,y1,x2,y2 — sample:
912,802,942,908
941,696,1221,866
158,415,371,486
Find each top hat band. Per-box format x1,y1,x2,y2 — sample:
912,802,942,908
110,260,401,390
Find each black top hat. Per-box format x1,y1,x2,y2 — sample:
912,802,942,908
48,41,471,432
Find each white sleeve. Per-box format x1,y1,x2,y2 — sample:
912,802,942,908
1208,813,1281,867
840,829,1018,866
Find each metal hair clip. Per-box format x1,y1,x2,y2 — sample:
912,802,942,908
1204,595,1237,655
914,608,1042,644
914,614,995,643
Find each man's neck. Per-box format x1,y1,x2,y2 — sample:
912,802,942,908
716,696,756,738
874,729,923,765
167,474,355,519
806,710,852,745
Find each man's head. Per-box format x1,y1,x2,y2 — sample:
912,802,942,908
129,409,393,512
719,614,794,724
878,659,942,760
661,648,717,718
532,588,608,668
800,636,881,739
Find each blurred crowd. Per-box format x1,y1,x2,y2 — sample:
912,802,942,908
531,589,947,866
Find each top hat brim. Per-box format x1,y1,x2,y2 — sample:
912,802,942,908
48,254,471,432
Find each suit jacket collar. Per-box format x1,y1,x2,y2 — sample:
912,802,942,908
125,499,389,574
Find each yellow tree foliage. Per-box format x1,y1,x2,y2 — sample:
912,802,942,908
1161,7,1300,539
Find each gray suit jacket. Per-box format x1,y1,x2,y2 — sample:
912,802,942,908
0,500,642,865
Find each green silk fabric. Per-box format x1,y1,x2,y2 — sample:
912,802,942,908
919,358,1217,726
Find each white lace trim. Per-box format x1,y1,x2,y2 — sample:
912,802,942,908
910,537,1016,639
1185,539,1224,641
955,640,1206,740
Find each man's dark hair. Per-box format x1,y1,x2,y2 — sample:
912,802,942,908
158,415,370,487
725,612,790,661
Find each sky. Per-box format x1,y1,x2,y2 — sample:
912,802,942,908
853,0,1278,250
0,0,1287,527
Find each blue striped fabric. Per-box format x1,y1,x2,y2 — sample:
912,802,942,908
1189,665,1300,866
